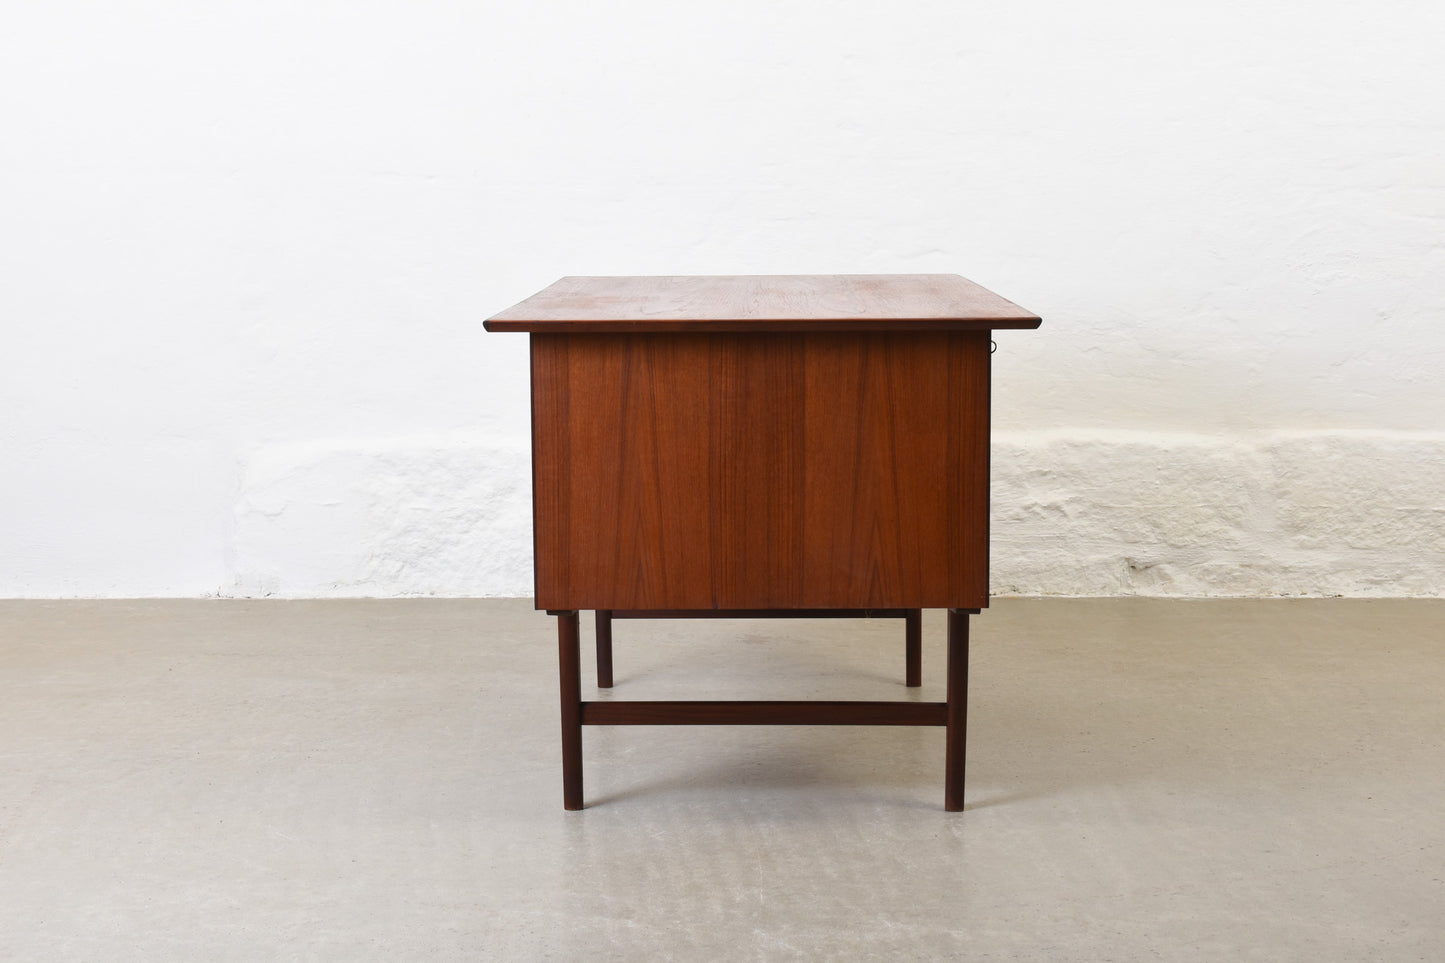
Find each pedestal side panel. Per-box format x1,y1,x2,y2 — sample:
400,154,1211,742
532,334,714,609
530,332,990,609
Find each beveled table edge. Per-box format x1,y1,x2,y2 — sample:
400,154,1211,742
483,273,1042,332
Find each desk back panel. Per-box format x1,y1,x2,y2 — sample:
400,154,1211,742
530,331,990,610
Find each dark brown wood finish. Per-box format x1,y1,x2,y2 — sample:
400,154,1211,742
531,331,990,611
557,611,582,811
609,608,913,619
945,609,970,812
581,700,946,726
595,610,613,689
905,609,922,688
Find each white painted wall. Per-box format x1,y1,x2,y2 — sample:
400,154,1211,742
3,1,1442,598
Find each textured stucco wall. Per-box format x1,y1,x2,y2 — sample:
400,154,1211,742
991,431,1445,597
228,431,1445,599
4,1,1443,597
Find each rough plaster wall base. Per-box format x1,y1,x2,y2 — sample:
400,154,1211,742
232,436,533,598
230,431,1445,599
990,431,1445,598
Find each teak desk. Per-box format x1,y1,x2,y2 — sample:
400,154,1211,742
485,274,1041,810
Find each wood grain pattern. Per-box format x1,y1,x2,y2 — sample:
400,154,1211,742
533,334,714,609
487,275,1040,332
530,331,991,610
710,333,806,606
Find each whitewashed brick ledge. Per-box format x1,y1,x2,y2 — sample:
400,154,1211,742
229,430,1445,599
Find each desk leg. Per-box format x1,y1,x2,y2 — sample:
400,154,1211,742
905,609,922,687
557,611,583,810
595,610,614,688
944,609,970,812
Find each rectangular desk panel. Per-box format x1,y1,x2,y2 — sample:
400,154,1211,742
531,330,990,610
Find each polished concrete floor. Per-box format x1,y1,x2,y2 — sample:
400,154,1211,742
0,599,1441,960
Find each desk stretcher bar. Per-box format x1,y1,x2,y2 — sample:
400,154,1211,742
581,700,947,726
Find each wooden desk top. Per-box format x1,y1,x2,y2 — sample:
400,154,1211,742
484,274,1040,333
